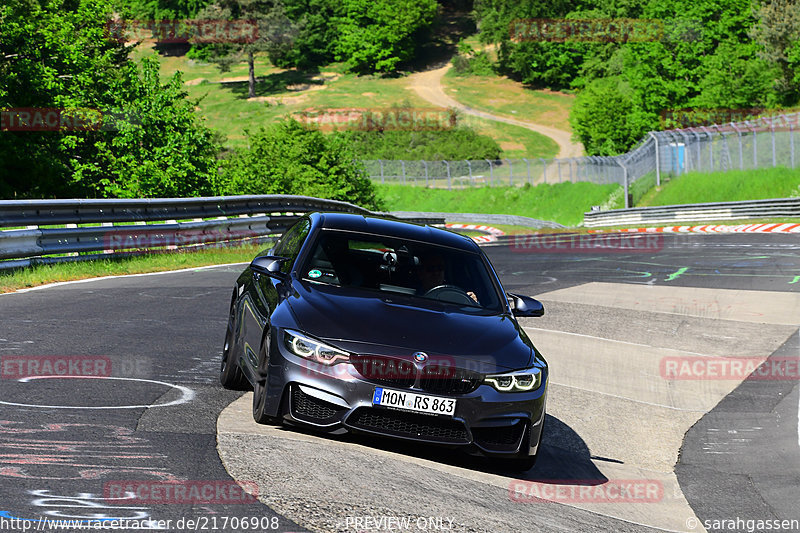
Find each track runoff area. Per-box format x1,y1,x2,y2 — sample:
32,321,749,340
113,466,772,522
0,231,799,532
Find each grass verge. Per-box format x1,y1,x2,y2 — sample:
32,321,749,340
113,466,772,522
377,182,622,227
639,167,800,207
0,245,263,294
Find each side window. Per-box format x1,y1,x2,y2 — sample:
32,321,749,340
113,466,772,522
273,219,310,273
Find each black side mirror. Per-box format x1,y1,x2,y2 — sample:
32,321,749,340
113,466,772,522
250,256,290,278
507,293,544,317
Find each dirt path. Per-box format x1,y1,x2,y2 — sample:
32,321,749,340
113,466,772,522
407,63,584,159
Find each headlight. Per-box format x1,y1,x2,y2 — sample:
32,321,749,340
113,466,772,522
284,330,350,365
484,368,542,392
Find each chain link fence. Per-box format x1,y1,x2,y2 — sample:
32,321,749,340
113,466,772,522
362,112,800,208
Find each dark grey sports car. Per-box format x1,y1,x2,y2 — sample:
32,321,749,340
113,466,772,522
220,212,548,470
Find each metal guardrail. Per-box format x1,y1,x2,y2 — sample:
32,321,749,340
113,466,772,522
583,197,800,227
0,195,444,269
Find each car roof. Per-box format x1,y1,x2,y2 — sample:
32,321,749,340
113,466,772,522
311,212,478,252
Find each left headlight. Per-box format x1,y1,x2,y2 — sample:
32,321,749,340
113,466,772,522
284,330,350,365
484,368,543,392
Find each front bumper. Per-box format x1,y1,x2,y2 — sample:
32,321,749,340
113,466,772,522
263,339,547,459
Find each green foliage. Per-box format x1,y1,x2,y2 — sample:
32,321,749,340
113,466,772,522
377,181,622,226
114,0,211,18
70,58,221,198
475,0,799,155
219,119,385,209
0,0,219,199
332,0,438,73
451,41,495,76
334,128,502,160
569,76,655,155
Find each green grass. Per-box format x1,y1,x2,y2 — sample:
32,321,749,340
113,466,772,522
0,245,263,293
640,167,800,207
442,72,575,132
462,116,559,159
132,41,563,157
377,182,622,227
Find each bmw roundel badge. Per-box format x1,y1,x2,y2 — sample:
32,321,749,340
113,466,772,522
413,352,428,363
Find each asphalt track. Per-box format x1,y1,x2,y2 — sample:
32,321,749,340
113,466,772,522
1,232,798,533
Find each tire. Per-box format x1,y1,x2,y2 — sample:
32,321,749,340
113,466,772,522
252,332,281,425
219,309,249,390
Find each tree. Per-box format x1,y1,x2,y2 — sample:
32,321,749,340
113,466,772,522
569,76,655,155
750,0,800,103
333,0,438,73
0,0,219,198
219,119,384,209
69,57,221,198
196,0,299,98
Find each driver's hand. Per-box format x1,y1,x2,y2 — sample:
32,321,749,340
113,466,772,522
467,291,479,303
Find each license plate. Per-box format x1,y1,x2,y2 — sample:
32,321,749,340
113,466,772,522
372,387,456,417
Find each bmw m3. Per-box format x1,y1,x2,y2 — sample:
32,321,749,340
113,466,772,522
220,212,548,470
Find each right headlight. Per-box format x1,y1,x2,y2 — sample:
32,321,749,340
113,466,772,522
484,368,543,392
283,330,350,365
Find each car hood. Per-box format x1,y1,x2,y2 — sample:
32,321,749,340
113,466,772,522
286,282,533,372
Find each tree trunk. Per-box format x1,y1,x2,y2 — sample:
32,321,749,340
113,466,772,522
248,49,256,99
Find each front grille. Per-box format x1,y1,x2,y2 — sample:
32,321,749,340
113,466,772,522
351,355,416,389
352,355,482,395
347,407,469,444
472,422,527,452
419,365,482,395
290,387,345,424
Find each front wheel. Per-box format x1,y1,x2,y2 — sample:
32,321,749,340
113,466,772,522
252,335,281,425
220,310,249,390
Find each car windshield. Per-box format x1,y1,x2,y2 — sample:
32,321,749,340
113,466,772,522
299,230,503,312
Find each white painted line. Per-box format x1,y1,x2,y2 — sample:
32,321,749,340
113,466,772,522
524,326,711,357
0,375,194,409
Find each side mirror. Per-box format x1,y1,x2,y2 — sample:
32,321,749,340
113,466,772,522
507,293,544,318
250,256,290,278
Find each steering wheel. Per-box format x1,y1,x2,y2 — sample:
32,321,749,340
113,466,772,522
423,284,474,305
